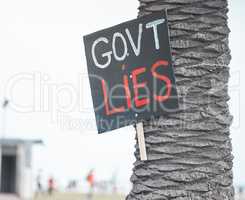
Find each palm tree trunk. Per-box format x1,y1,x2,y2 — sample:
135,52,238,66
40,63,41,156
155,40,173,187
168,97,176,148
127,0,234,199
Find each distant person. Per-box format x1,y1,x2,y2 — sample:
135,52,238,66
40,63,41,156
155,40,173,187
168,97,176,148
48,177,54,196
86,170,95,200
35,171,43,198
67,180,77,190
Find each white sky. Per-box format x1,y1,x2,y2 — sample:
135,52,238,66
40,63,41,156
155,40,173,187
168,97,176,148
0,0,244,193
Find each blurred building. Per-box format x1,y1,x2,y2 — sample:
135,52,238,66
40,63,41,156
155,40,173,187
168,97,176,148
0,139,42,199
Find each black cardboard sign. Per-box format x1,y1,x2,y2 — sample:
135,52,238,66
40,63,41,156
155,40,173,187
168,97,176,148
83,11,179,133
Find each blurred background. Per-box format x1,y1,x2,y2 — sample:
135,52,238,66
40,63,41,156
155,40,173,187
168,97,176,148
0,0,244,199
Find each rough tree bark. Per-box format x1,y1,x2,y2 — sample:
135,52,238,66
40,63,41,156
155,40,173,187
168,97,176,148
127,0,234,199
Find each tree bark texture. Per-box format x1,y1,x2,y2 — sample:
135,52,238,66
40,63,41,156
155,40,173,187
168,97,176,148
127,0,234,199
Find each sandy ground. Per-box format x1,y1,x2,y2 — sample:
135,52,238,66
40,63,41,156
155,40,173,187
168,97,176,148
0,194,20,200
34,193,124,200
237,194,245,200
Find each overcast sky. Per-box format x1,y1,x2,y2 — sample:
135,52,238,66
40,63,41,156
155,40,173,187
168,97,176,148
0,0,244,192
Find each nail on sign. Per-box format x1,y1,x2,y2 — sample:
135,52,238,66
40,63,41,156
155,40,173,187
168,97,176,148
83,11,179,134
